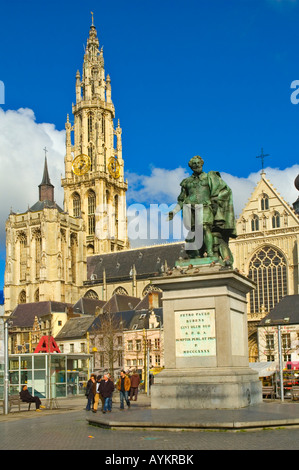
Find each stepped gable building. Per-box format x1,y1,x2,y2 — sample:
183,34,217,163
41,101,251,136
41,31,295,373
8,300,73,353
230,170,299,361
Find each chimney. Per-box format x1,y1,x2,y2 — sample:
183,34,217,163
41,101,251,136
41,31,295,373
148,292,160,310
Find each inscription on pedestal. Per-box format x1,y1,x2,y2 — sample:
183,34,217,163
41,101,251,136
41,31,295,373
175,309,216,357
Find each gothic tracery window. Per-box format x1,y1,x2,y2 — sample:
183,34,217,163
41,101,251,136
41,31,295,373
35,230,42,280
84,289,99,299
72,192,81,217
248,246,287,314
19,233,27,281
114,194,119,240
70,233,77,284
261,193,269,211
88,190,96,235
19,290,26,304
272,211,280,229
88,113,93,142
251,214,259,232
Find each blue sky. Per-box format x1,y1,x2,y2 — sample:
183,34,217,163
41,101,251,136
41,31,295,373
0,0,299,291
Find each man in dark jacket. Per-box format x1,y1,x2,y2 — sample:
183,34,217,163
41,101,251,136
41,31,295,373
129,370,141,401
19,385,45,411
85,374,96,411
99,373,115,413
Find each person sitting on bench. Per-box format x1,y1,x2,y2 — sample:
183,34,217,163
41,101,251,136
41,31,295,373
20,385,45,411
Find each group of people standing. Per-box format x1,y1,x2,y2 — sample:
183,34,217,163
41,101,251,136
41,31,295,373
85,369,141,414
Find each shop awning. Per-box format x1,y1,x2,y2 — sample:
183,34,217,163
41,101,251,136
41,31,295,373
249,362,278,377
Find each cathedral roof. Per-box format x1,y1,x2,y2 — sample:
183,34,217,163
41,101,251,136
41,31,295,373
101,293,141,313
86,242,186,283
72,297,106,315
28,199,64,212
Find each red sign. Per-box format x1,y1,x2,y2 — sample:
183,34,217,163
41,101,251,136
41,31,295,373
35,336,61,353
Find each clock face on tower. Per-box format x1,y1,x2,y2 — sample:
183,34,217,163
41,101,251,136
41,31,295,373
72,154,91,176
108,157,120,179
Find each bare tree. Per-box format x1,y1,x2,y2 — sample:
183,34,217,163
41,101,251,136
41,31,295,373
90,309,124,380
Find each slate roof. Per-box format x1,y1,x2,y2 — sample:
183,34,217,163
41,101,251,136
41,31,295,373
86,242,186,283
127,308,163,330
73,298,106,315
10,301,72,328
101,294,141,314
259,295,299,326
29,200,64,212
55,315,95,340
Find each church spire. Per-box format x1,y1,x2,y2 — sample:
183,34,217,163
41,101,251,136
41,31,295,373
39,150,54,202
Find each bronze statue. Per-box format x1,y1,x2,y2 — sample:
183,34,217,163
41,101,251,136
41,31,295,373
168,156,236,264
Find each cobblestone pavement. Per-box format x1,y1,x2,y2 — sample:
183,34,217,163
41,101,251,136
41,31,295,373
0,399,299,452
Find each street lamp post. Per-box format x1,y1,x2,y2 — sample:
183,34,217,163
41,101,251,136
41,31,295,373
277,324,284,402
4,319,9,415
264,317,290,402
2,316,13,415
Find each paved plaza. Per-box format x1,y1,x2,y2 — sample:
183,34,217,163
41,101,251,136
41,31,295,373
0,394,299,452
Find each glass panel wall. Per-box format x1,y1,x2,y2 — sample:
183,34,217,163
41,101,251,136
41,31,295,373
0,354,91,399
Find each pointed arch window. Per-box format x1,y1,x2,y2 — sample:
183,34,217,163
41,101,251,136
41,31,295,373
88,113,93,142
251,214,259,232
248,245,287,314
88,190,96,235
70,233,77,284
72,192,81,217
261,193,269,211
35,230,42,280
34,289,40,302
19,290,26,304
60,229,66,279
88,145,94,172
84,289,99,299
272,211,280,229
19,233,27,281
114,194,119,240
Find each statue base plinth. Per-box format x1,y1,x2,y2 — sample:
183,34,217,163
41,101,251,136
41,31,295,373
151,367,262,409
151,267,262,410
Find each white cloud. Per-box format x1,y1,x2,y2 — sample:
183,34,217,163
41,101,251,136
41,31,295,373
126,167,190,205
126,164,299,220
0,107,65,248
0,107,298,256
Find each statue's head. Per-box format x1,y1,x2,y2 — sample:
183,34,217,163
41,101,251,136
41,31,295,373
188,155,204,171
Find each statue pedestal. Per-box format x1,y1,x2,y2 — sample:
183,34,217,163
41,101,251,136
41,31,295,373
151,266,262,409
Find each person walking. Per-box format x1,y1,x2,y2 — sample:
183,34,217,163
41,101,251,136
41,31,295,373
92,375,104,413
129,369,141,401
99,373,115,413
117,370,131,410
85,374,96,411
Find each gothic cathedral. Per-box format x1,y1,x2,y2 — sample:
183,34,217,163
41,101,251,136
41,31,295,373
4,20,128,314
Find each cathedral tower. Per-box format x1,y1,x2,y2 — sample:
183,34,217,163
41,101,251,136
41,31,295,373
61,18,128,255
